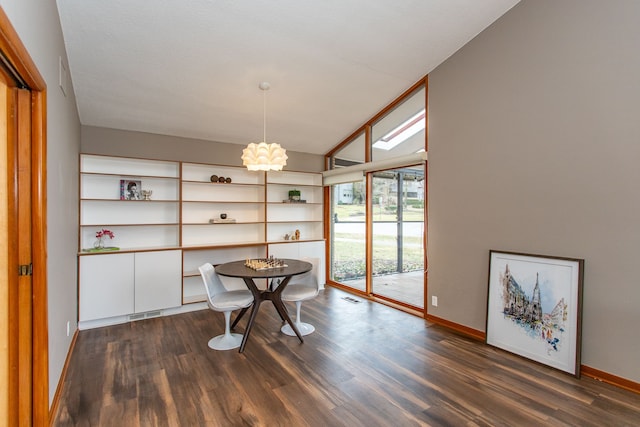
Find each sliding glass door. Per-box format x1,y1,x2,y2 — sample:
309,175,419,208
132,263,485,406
371,165,425,307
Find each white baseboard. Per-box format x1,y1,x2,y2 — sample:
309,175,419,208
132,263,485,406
78,302,208,330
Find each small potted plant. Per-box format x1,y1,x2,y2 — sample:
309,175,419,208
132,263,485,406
288,189,301,201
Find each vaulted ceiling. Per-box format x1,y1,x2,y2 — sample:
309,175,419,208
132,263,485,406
57,0,520,155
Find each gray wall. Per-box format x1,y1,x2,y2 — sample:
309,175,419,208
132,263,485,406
428,0,640,382
81,126,325,172
1,0,82,404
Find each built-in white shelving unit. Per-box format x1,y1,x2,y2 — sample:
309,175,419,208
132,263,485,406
78,154,325,325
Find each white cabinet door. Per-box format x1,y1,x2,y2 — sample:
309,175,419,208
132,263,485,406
134,250,182,312
79,253,135,321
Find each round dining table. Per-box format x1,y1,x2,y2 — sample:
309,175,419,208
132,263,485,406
215,258,312,353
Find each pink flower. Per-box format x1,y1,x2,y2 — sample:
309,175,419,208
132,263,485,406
96,228,115,239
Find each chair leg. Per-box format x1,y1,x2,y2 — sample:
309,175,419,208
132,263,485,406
223,310,232,337
207,310,244,351
281,301,315,336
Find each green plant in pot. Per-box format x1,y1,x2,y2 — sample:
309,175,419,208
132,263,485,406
288,189,301,201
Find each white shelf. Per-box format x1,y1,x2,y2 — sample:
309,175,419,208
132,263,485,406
80,225,180,252
81,174,179,200
81,154,179,177
266,222,324,243
182,163,264,185
182,201,265,224
182,223,266,246
182,182,265,203
81,200,179,224
266,184,322,204
267,170,322,186
267,203,323,222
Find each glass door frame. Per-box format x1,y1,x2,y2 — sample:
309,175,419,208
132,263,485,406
364,161,426,312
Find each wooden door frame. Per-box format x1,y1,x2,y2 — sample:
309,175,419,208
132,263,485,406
0,7,48,426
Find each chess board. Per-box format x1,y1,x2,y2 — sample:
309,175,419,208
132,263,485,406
244,258,288,270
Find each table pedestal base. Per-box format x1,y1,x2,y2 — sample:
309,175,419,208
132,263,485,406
239,276,304,353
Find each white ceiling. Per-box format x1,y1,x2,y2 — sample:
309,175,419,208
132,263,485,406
57,0,519,156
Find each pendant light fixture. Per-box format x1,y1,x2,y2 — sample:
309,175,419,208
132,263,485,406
241,82,288,171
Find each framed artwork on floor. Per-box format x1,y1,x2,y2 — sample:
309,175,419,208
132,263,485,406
486,250,584,377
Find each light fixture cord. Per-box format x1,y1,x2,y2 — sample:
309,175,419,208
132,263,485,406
263,87,267,143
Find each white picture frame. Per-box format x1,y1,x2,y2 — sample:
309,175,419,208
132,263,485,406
486,250,584,377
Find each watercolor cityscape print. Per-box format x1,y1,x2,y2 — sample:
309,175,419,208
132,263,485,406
499,263,568,355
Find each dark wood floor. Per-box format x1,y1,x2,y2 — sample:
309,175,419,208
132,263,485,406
53,286,639,426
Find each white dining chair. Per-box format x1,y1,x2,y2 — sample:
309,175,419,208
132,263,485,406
199,263,254,350
280,257,320,336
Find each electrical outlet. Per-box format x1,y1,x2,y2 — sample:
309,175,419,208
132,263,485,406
431,296,438,307
66,321,70,337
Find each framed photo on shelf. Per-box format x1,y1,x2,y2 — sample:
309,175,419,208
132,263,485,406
120,179,142,200
486,250,584,377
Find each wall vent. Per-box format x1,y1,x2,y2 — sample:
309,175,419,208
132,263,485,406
129,310,163,321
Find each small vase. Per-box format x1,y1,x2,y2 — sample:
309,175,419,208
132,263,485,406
94,237,105,249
